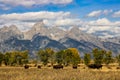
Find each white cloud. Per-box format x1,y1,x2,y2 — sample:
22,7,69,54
0,11,120,38
42,19,83,30
0,11,84,32
89,18,111,25
87,10,113,17
87,10,102,17
83,18,120,37
0,0,73,7
88,18,120,26
54,19,82,26
0,11,71,21
112,11,120,17
0,11,81,31
103,9,113,15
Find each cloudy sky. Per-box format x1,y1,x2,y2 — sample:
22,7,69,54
0,0,120,38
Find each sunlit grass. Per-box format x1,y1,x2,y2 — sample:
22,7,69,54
0,66,120,80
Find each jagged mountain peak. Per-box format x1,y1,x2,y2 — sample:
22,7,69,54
0,25,23,42
32,21,46,30
9,25,18,30
34,21,44,26
48,26,66,40
0,25,20,33
23,21,49,40
67,26,87,36
69,26,80,32
0,26,9,31
49,26,65,34
9,25,21,33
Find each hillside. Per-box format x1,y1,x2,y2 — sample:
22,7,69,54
0,22,120,56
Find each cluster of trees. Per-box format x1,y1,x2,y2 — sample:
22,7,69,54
37,48,120,67
0,48,120,67
0,50,28,66
37,48,80,66
84,48,120,67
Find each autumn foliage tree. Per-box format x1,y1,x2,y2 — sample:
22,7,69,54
50,48,80,66
4,50,28,66
68,48,80,66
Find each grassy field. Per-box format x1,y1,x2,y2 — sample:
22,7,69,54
0,66,120,80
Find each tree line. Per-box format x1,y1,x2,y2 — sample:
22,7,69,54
37,48,80,66
0,50,28,66
0,48,120,67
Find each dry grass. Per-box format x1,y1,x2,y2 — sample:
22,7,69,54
0,66,120,80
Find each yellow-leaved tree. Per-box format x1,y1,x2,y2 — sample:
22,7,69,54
67,48,81,66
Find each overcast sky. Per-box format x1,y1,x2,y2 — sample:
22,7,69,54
0,0,120,37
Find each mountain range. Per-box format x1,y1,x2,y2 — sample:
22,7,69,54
0,21,120,57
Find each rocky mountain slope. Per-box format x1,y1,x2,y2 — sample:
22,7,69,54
0,25,23,42
0,21,120,56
